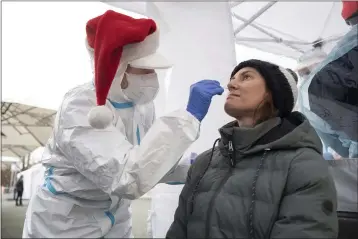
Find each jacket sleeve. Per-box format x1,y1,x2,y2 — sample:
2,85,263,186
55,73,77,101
56,90,200,200
166,165,193,239
269,150,339,238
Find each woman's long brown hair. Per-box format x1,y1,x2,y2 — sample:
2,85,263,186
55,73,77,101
253,92,278,125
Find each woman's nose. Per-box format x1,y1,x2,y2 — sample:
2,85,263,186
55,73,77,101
227,81,238,91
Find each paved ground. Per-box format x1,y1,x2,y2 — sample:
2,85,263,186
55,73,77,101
1,193,151,238
1,194,29,238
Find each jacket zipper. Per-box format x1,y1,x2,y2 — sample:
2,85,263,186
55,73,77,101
228,141,236,167
204,140,236,238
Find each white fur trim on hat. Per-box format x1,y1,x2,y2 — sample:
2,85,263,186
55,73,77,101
122,29,172,69
129,52,172,69
279,67,298,106
88,105,113,129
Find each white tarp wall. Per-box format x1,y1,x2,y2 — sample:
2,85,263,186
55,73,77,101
147,2,237,154
17,164,46,200
29,147,45,165
147,184,185,238
16,147,46,200
146,2,237,237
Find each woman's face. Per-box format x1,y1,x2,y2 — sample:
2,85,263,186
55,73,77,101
224,67,268,118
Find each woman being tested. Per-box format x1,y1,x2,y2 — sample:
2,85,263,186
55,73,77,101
167,59,338,239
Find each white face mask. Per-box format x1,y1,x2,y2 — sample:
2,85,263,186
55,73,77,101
122,72,160,105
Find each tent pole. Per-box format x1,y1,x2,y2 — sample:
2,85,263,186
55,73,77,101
232,12,303,53
236,36,343,46
233,1,277,36
2,107,36,121
229,1,245,9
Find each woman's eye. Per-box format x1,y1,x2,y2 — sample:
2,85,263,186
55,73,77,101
243,75,251,80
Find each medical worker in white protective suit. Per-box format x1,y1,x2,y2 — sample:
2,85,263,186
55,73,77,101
23,10,224,238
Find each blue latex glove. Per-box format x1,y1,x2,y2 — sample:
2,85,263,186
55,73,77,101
186,80,224,122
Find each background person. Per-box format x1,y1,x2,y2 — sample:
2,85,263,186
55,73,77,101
15,175,23,206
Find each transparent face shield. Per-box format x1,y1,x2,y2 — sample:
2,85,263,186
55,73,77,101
296,63,321,88
122,67,172,116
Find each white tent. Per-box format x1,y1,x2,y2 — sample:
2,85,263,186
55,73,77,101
28,146,46,165
1,102,55,158
17,163,46,200
231,1,349,58
105,1,350,59
147,184,185,238
98,1,350,154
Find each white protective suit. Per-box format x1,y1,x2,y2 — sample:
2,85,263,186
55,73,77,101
23,10,201,238
23,81,200,238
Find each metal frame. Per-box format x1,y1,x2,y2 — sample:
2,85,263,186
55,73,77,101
229,1,343,57
100,1,343,58
1,102,56,168
229,0,245,9
233,1,277,36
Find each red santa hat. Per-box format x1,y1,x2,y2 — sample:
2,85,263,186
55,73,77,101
85,10,172,129
341,1,358,22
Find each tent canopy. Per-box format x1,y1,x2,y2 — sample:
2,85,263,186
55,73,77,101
105,1,350,59
1,102,55,158
231,1,349,59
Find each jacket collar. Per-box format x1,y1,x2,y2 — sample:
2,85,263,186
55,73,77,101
219,117,281,153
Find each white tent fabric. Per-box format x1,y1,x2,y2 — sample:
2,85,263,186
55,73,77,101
98,1,349,153
28,146,45,165
146,2,237,154
231,1,349,59
104,1,350,60
145,3,237,237
147,184,184,238
1,156,20,163
328,159,358,212
2,2,300,119
17,163,46,200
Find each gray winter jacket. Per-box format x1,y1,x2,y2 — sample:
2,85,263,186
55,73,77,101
166,112,338,239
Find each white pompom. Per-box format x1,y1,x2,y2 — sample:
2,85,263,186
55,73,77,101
88,105,113,129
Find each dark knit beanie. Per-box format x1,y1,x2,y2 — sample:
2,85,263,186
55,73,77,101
231,59,298,118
